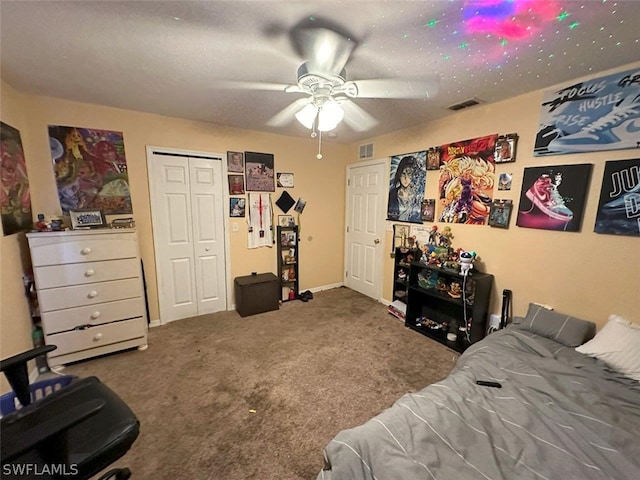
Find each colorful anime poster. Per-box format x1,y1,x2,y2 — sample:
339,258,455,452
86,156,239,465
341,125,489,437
387,150,426,224
437,134,497,224
48,125,132,214
516,164,592,232
534,67,640,156
1,122,33,235
594,158,640,236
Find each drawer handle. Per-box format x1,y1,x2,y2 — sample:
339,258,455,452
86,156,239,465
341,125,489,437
87,290,98,299
81,247,92,255
93,333,103,342
90,311,101,320
85,269,96,277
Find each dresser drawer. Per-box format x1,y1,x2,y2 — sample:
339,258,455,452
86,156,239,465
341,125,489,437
29,235,137,266
34,258,141,289
38,278,142,312
41,297,146,334
46,317,147,359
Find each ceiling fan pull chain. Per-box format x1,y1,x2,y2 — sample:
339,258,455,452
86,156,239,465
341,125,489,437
317,130,323,160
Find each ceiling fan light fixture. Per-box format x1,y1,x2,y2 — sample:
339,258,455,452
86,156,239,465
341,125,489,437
295,103,318,129
317,99,344,131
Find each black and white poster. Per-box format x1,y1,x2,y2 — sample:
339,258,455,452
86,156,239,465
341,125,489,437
594,158,640,236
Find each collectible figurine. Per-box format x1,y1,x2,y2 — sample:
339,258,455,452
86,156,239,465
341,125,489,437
448,281,462,298
428,225,439,245
35,213,49,231
459,250,476,276
439,226,454,248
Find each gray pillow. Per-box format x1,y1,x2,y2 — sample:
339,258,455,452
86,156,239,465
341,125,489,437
514,303,596,347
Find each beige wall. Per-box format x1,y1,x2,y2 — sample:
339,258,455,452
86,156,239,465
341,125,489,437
362,62,640,327
0,82,36,392
2,61,639,395
1,82,351,395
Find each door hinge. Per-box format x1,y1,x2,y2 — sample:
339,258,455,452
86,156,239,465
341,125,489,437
346,226,349,233
347,179,351,186
345,271,348,277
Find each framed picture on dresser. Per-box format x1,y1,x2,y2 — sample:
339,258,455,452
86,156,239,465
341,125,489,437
69,209,106,229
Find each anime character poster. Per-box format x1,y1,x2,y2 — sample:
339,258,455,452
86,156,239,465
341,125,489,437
594,158,640,236
534,67,640,156
48,125,132,215
516,164,592,232
437,134,497,224
387,150,426,224
1,122,32,235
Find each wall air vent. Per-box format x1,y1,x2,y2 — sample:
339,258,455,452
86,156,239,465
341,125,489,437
359,142,374,159
448,98,483,111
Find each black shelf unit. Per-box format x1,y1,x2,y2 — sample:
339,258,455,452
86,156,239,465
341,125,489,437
405,261,493,353
392,247,420,305
277,225,299,302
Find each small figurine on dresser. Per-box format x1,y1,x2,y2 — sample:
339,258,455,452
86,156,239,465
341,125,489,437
49,218,64,231
35,213,49,231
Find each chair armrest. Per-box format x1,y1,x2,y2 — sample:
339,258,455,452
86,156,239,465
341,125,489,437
0,345,57,372
1,345,58,408
1,398,104,463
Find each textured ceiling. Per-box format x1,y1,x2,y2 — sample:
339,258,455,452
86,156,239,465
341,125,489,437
1,0,639,143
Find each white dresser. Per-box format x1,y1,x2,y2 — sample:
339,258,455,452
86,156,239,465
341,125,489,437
26,229,148,366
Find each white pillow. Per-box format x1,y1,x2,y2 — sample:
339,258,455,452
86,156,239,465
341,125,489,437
576,314,640,381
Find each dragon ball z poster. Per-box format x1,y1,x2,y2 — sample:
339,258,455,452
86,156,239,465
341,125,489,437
437,134,497,224
48,125,132,215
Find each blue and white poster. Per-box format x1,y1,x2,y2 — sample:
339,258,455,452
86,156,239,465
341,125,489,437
534,68,640,156
594,158,640,237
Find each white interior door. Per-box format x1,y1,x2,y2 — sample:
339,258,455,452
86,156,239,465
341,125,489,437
148,150,226,323
189,158,226,315
344,159,386,300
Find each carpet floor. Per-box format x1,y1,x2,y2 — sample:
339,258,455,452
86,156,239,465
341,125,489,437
64,287,459,479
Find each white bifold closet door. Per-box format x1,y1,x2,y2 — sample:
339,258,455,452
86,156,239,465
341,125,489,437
148,151,227,323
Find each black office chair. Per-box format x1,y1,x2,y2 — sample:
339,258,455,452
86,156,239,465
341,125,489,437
1,345,139,479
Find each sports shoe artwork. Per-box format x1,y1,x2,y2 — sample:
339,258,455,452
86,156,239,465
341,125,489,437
524,174,573,222
517,164,593,232
534,67,640,156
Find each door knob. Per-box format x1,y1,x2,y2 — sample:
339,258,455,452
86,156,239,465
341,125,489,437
374,239,380,244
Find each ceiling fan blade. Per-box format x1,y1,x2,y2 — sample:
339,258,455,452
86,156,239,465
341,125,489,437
292,27,356,76
347,77,440,99
210,80,296,92
266,97,311,127
340,100,378,132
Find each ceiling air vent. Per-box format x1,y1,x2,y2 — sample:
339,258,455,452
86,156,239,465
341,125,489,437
359,142,374,159
448,98,483,111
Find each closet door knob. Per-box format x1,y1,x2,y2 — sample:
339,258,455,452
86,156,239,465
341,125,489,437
90,311,101,320
93,333,103,342
87,290,98,299
85,269,95,277
81,247,92,255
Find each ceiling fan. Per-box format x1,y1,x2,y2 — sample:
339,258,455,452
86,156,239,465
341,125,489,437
216,25,439,156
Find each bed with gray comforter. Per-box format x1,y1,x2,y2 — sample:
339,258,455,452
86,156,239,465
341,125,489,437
317,307,640,480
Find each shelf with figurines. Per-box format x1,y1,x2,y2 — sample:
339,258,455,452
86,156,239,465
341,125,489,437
403,225,494,353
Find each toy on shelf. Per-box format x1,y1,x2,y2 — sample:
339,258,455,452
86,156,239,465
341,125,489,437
459,250,476,276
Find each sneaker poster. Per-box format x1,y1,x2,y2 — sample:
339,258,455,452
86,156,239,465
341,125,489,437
516,164,592,232
594,158,640,237
534,67,640,156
